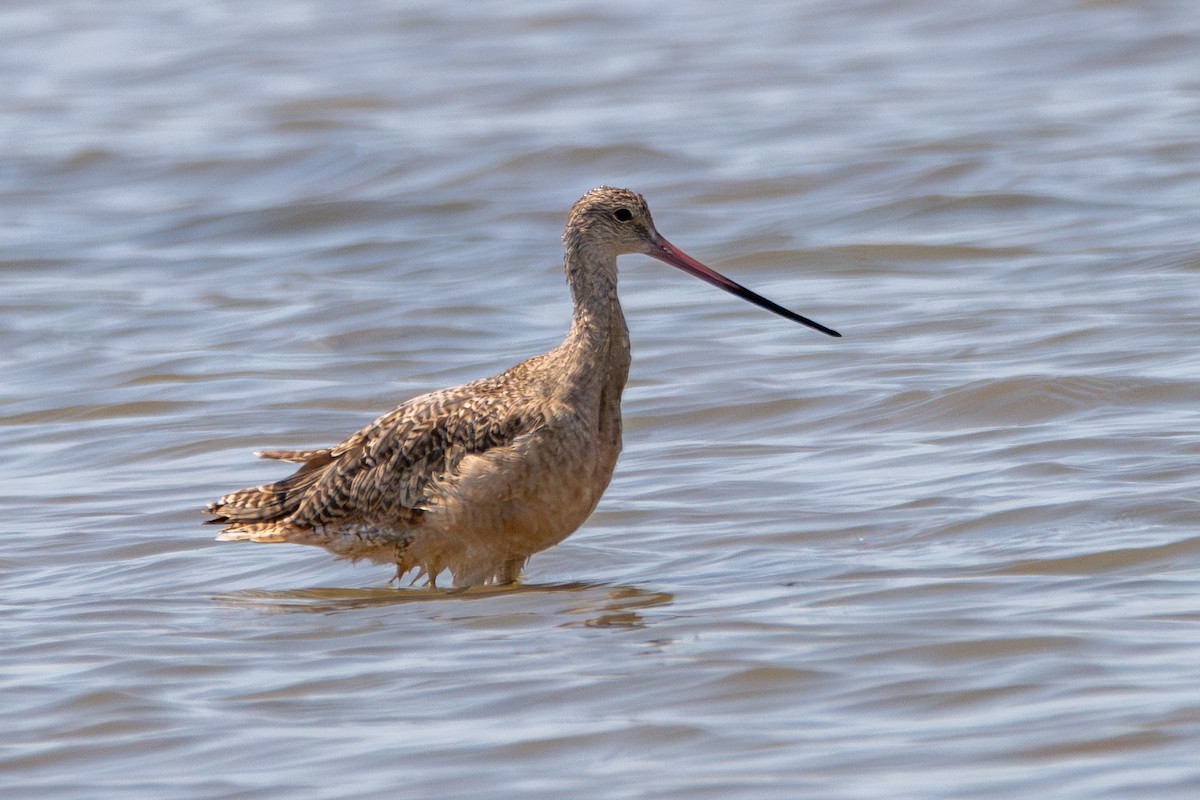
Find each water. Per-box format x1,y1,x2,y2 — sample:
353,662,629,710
3,0,1199,797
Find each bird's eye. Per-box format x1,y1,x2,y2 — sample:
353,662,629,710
613,208,633,222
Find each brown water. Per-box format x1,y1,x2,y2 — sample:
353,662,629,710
4,1,1200,798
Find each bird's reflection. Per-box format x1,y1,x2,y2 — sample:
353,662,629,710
214,581,673,628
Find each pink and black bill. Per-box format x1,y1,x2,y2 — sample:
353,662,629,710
645,235,841,338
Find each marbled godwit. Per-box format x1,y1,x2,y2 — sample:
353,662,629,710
206,187,839,587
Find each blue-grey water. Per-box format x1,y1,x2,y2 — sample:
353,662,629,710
3,1,1199,798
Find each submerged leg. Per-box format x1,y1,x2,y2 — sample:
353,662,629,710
495,556,527,586
390,536,416,585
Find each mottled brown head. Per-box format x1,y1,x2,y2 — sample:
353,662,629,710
562,186,841,337
563,187,662,258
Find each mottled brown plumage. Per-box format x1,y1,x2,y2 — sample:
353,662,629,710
206,187,838,587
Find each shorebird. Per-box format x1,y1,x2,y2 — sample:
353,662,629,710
206,187,839,587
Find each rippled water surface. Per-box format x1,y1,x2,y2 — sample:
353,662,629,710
4,1,1200,798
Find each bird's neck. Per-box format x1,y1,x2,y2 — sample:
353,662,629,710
560,246,631,392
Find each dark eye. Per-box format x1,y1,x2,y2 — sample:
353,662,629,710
613,208,633,222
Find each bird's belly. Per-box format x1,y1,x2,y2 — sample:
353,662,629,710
429,433,620,579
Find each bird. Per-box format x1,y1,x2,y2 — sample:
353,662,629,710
205,187,839,588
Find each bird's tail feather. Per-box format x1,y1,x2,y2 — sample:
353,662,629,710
205,449,333,541
256,448,325,464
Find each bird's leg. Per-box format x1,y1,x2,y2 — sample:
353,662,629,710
391,536,414,586
496,556,527,586
424,556,444,590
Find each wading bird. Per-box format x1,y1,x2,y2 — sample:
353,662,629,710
206,187,839,587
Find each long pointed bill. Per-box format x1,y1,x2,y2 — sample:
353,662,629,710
645,235,841,338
